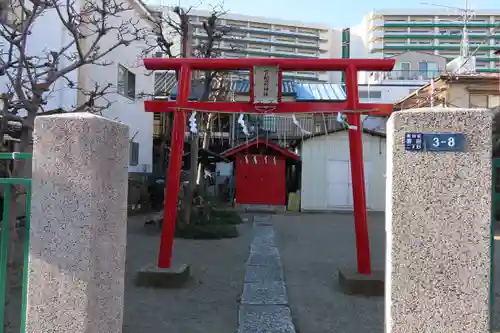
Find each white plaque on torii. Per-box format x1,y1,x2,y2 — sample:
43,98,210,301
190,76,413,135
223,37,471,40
252,66,279,104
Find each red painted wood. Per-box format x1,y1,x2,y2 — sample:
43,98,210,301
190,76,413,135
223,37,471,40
144,100,394,116
235,155,286,206
145,57,388,275
144,58,395,71
157,65,189,269
347,113,371,275
222,138,299,161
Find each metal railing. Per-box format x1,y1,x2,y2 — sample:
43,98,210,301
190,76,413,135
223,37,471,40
233,114,342,140
154,72,177,96
368,69,445,82
0,152,32,333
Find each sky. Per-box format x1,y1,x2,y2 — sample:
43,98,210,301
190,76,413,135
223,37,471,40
145,0,499,28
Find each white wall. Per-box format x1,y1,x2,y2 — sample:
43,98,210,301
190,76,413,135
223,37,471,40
300,131,386,212
0,3,79,113
78,0,154,173
359,84,421,104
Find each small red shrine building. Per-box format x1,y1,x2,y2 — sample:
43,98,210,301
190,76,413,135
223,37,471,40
221,138,299,206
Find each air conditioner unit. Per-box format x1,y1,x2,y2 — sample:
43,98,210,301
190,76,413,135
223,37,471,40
446,56,476,74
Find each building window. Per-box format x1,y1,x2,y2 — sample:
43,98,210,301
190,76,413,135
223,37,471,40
397,62,411,79
297,27,317,34
298,39,317,45
117,65,136,99
468,94,499,108
489,95,500,108
359,90,382,99
274,25,294,32
470,94,488,108
299,50,317,55
418,61,429,75
276,37,296,43
249,22,270,30
249,34,270,40
129,141,139,166
275,46,295,53
227,20,247,28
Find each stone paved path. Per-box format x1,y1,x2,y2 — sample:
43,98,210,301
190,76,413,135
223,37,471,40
237,215,296,333
123,215,252,333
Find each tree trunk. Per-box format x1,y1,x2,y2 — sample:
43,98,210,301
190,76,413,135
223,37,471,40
181,132,199,226
196,113,214,194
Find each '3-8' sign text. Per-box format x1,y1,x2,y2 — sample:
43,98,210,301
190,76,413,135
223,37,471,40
425,133,466,152
432,136,455,148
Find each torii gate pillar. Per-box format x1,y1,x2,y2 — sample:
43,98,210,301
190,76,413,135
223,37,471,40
142,58,395,292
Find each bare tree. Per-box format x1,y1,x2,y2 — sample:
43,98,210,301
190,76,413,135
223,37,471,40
144,3,236,226
0,0,148,328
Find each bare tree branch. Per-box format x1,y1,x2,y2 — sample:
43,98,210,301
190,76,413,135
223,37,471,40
0,0,149,131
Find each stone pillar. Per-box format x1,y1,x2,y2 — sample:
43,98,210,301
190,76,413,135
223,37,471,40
26,114,129,333
385,108,492,333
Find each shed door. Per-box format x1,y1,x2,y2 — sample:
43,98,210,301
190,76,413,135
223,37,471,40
236,155,286,205
326,161,351,208
327,161,372,209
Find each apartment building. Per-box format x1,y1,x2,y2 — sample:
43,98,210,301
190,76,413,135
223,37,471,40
362,9,500,72
187,9,333,82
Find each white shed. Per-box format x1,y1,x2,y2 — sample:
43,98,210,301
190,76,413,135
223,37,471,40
300,130,386,212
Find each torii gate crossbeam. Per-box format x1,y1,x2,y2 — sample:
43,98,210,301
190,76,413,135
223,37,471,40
143,57,396,277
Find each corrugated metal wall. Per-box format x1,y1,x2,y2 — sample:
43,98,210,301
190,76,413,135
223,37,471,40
300,131,386,212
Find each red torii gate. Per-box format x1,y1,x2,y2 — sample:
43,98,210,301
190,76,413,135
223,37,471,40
143,57,395,276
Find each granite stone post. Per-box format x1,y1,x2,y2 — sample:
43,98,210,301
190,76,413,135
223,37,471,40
385,108,492,333
25,114,129,333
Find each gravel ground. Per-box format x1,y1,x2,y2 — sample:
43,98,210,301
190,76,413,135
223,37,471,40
123,214,253,333
273,213,500,333
273,213,385,333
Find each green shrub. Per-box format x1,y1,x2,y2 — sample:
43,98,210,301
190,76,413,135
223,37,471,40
175,223,239,239
211,210,242,225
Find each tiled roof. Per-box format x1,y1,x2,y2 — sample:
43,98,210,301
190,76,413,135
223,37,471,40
294,82,346,101
168,78,347,101
231,79,297,95
230,79,346,101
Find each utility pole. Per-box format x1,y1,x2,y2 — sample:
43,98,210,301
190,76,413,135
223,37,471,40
421,0,476,73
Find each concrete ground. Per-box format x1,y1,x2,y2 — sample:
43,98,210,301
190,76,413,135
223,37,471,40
123,214,254,333
9,212,499,333
273,213,500,333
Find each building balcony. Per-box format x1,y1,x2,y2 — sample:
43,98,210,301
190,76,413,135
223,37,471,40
384,22,498,28
190,21,322,40
192,33,323,51
366,70,446,84
219,46,317,58
384,33,500,39
379,45,500,52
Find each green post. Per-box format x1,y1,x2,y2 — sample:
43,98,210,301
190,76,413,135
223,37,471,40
0,185,10,331
0,153,32,333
